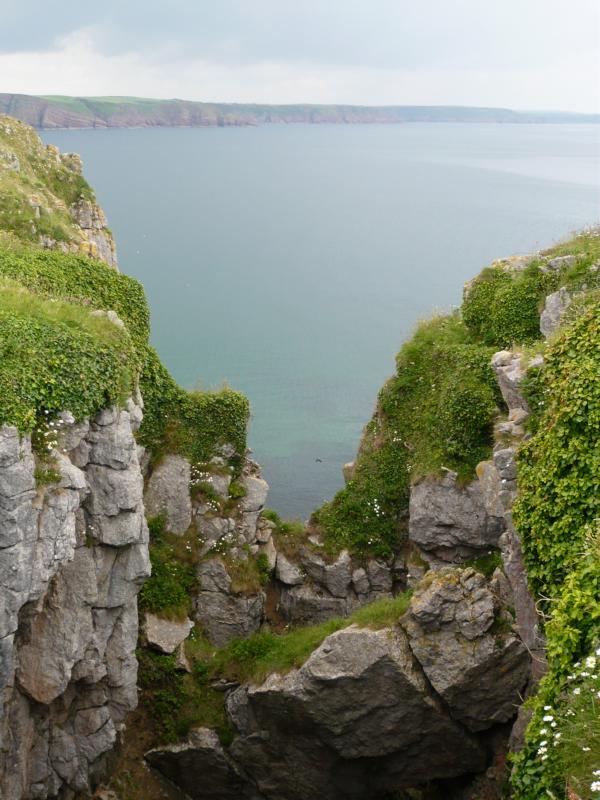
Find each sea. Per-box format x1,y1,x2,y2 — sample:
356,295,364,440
42,122,600,518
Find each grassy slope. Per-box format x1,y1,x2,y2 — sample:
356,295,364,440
0,114,93,246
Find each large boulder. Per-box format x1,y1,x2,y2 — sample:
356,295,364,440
144,455,192,534
403,569,530,731
299,548,352,598
409,472,504,561
225,626,486,800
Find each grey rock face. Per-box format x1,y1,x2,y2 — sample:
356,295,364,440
299,548,353,598
275,552,304,585
144,454,192,534
144,613,193,654
279,584,351,625
543,254,576,271
491,350,529,411
195,559,264,647
403,569,530,731
409,473,504,561
146,728,245,800
540,287,572,338
223,626,486,800
0,404,149,800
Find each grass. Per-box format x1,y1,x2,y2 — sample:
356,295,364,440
209,592,412,685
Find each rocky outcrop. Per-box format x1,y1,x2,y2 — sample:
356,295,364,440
144,454,192,534
149,625,491,799
540,286,572,337
195,559,265,647
0,402,149,799
408,471,504,562
404,569,530,731
144,613,193,655
69,198,118,268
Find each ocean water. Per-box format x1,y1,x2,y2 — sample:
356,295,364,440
42,123,600,518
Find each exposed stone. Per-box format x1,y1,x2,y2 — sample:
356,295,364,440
540,287,572,338
195,560,264,647
279,584,351,625
409,473,504,561
144,454,192,534
342,461,356,483
275,553,304,586
366,559,393,594
300,548,352,597
491,351,529,412
239,475,269,513
543,254,576,271
352,567,369,596
0,403,149,800
146,728,244,799
403,569,530,731
144,613,193,655
224,626,486,799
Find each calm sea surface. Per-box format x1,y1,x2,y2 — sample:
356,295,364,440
42,124,600,518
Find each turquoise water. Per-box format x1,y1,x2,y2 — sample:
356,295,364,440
42,124,600,518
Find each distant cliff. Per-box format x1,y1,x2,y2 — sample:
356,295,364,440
1,93,599,129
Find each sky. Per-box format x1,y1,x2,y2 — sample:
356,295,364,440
1,0,599,112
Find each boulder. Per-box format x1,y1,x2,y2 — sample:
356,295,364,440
540,287,571,338
403,569,530,731
146,728,244,800
239,476,269,513
144,613,193,655
543,254,576,271
144,455,192,534
275,553,303,586
225,626,486,799
409,473,504,561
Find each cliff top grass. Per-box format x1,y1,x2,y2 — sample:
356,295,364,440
0,114,94,247
0,280,136,431
0,231,249,461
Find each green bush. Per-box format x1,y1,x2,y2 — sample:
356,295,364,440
513,304,600,600
462,263,553,348
139,517,196,619
0,306,135,431
137,347,249,470
510,301,600,798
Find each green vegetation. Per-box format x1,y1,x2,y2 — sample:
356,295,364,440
314,314,502,557
464,550,504,578
137,347,249,471
0,292,136,431
510,300,600,798
209,592,411,685
462,263,554,347
0,114,94,247
137,647,232,745
138,517,197,619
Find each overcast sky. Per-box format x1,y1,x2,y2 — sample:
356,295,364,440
2,0,599,112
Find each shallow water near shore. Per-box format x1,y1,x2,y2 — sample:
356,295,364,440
42,123,600,518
